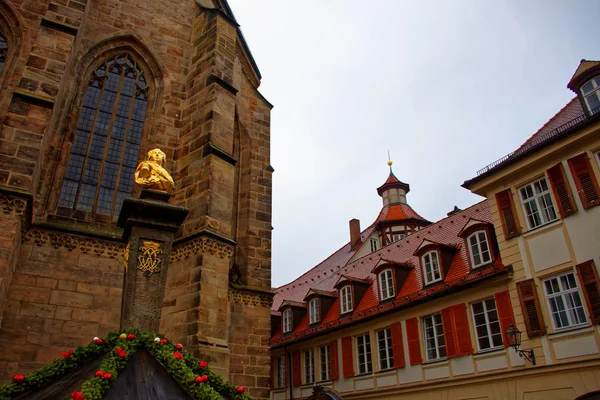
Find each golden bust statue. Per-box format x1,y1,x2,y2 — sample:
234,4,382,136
134,148,175,193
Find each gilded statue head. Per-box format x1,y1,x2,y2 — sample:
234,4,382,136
147,148,166,165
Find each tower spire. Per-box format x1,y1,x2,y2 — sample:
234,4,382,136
387,150,393,173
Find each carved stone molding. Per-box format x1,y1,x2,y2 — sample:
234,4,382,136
0,195,27,216
171,235,234,261
25,229,124,258
228,288,273,308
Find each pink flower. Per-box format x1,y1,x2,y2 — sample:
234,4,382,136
160,339,167,345
95,370,104,378
127,334,135,340
103,373,112,380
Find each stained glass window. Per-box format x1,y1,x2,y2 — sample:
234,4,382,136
0,28,8,72
58,54,149,218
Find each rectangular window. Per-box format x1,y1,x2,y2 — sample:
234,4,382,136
276,355,286,388
356,334,373,374
472,299,503,350
319,345,330,381
392,233,405,242
340,285,353,314
304,349,315,384
283,309,292,333
309,298,319,324
423,251,441,284
377,328,394,370
519,177,558,229
543,272,588,330
468,231,492,268
370,238,379,252
423,313,446,361
378,269,395,300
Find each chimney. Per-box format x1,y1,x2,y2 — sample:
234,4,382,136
349,218,361,248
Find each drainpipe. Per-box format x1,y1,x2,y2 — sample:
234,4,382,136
285,346,294,400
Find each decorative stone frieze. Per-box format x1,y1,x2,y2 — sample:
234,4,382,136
228,287,273,308
25,229,124,258
171,235,234,261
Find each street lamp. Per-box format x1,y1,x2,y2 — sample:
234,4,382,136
505,324,536,365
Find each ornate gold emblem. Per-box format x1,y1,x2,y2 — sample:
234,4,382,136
134,148,175,193
137,241,162,277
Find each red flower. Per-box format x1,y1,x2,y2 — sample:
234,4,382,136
72,392,86,400
95,339,103,344
160,339,167,345
62,349,74,358
127,334,135,340
172,352,183,360
175,343,183,350
236,386,245,394
115,347,127,358
103,373,112,380
199,360,208,368
201,375,208,382
12,374,25,383
119,351,127,358
194,376,202,384
95,370,104,378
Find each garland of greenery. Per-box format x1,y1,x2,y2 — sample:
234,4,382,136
0,329,251,400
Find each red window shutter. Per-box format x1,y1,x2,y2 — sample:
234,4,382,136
270,357,275,389
390,322,405,368
405,318,422,365
495,189,521,239
494,290,516,347
516,279,546,337
341,336,354,378
452,304,473,356
329,340,339,380
547,163,577,217
292,351,301,387
568,153,600,209
576,260,600,324
440,307,457,358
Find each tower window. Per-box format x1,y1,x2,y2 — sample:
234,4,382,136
581,77,600,114
58,54,149,218
0,28,7,72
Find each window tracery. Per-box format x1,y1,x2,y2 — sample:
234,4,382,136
0,28,8,72
58,54,149,218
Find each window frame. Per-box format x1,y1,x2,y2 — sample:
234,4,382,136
581,76,600,114
276,355,286,388
282,308,292,333
319,345,330,381
518,177,558,230
340,285,353,314
423,313,446,361
308,297,319,325
376,328,394,371
356,333,373,374
422,250,442,285
370,238,379,252
543,271,588,331
304,349,315,384
378,268,395,301
471,298,504,351
467,230,492,269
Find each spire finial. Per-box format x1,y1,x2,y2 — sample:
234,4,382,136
387,150,393,171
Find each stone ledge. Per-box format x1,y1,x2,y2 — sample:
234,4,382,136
40,17,78,35
206,74,238,95
202,142,237,166
12,90,55,109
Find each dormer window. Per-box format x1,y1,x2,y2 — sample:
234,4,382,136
467,231,491,268
283,308,292,333
422,250,441,285
309,298,319,324
340,285,353,314
378,269,395,301
581,76,600,114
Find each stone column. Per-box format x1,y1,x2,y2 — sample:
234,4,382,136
117,190,188,332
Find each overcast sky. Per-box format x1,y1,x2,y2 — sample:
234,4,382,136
226,0,600,288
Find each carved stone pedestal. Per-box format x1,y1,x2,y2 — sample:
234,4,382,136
117,190,188,332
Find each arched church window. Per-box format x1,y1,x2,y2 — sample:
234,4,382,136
0,27,8,72
58,54,149,218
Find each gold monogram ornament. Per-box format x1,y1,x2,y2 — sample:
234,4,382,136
130,241,163,277
134,148,175,193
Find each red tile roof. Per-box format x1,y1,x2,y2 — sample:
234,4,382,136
271,200,508,346
512,97,583,155
375,203,429,224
